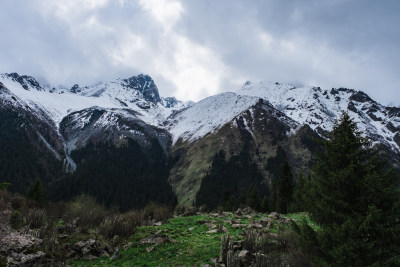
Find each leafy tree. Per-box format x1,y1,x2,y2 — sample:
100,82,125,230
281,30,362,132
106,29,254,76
26,178,45,204
305,112,400,265
276,161,293,214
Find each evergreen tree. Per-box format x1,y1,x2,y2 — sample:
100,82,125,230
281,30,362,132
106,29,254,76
0,181,11,191
48,139,177,211
221,190,235,211
291,173,309,212
276,161,293,214
195,149,267,210
269,179,277,212
26,178,45,204
305,112,400,265
246,184,261,211
260,195,269,213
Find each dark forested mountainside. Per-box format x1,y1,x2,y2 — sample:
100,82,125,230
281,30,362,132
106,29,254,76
48,138,177,211
1,72,399,212
0,110,62,194
195,149,268,210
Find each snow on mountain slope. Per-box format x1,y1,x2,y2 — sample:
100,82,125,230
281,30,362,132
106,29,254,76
60,107,171,153
0,73,190,127
166,92,281,143
237,81,400,152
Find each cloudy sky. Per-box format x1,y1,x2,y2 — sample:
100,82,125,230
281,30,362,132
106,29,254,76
0,0,399,105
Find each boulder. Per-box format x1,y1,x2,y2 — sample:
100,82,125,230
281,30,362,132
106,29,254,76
183,207,197,216
140,234,173,246
242,207,255,215
231,224,246,229
268,212,280,220
238,250,251,265
73,239,113,259
110,248,121,260
146,246,155,253
7,251,46,266
247,223,263,229
234,209,243,216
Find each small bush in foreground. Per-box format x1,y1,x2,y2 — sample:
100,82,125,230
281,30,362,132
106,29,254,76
11,193,26,210
25,208,47,229
142,202,172,222
10,210,24,229
67,195,109,229
99,211,139,238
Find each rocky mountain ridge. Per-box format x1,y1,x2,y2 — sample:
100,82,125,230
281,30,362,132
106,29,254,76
0,72,399,206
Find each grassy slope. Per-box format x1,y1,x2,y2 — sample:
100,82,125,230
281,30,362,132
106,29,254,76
169,123,243,206
72,212,317,266
169,110,315,206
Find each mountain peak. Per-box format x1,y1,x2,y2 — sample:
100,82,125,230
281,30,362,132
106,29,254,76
122,74,161,104
4,72,44,91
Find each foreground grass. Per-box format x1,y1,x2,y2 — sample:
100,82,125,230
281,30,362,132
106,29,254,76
72,212,315,266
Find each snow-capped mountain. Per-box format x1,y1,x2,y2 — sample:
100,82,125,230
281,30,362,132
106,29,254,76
1,72,399,206
237,81,400,153
0,72,192,173
0,73,191,126
165,92,298,144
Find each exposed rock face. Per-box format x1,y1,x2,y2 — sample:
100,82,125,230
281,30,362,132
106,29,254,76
60,107,171,153
5,73,44,91
122,74,161,104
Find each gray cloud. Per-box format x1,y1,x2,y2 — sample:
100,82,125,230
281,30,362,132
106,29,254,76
0,0,399,105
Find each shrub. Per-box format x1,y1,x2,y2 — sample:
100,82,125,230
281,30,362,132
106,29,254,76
0,191,9,211
183,206,197,216
10,210,24,229
67,195,108,228
174,204,186,216
198,204,208,213
99,211,139,239
11,193,26,210
0,198,6,212
0,255,7,267
142,202,172,222
45,201,67,220
25,208,47,229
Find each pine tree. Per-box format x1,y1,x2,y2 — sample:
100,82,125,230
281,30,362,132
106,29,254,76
26,178,45,204
291,173,309,212
260,195,269,213
0,181,11,191
306,112,400,265
269,179,277,212
246,185,261,211
276,161,293,214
